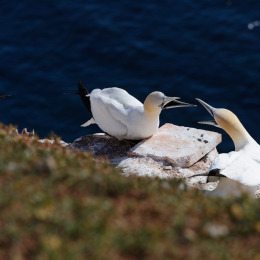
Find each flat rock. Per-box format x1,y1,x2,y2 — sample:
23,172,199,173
68,127,222,191
67,129,260,196
128,123,222,167
117,148,219,191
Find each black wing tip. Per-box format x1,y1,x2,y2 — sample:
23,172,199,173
77,81,90,95
0,95,11,98
64,92,80,95
209,169,227,178
76,81,93,117
78,81,83,88
188,169,227,179
188,173,208,178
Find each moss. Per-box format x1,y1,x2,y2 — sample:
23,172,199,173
0,123,259,260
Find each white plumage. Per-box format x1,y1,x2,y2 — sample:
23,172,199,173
77,84,195,140
192,99,260,198
83,88,149,140
207,147,259,197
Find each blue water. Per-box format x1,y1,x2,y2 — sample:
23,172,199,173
1,1,260,153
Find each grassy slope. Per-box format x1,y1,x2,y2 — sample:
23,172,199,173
0,124,260,260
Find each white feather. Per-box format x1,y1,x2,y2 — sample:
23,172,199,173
207,137,260,197
207,178,257,198
86,88,160,140
195,99,260,197
81,118,96,127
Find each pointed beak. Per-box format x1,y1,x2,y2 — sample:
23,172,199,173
159,97,197,109
198,120,221,128
196,98,216,116
196,98,220,127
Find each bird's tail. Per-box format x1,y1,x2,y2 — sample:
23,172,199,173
77,81,93,117
81,118,96,127
65,81,93,117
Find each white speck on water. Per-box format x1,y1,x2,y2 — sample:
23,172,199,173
248,21,260,30
248,23,254,30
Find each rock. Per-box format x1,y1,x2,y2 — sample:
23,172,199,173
128,123,222,167
117,148,219,191
38,139,69,147
69,134,129,159
69,124,223,191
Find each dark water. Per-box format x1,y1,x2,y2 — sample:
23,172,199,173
1,1,260,153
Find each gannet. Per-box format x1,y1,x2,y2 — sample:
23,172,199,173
189,98,260,197
69,81,196,140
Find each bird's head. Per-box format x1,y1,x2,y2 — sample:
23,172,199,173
196,98,248,150
144,92,196,113
196,98,241,130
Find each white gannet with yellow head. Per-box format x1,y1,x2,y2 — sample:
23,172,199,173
69,82,196,140
190,98,260,198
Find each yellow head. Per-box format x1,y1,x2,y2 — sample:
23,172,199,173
144,92,196,113
214,109,242,132
144,92,164,113
196,98,248,150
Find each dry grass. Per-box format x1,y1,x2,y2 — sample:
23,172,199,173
0,124,260,260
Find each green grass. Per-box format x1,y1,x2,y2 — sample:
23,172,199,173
0,123,260,260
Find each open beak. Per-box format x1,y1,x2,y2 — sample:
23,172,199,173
196,98,220,128
159,97,196,109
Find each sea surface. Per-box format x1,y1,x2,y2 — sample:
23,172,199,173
1,0,260,153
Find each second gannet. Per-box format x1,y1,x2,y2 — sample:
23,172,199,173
189,98,260,198
69,82,196,140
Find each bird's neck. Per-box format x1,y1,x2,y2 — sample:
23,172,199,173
225,122,251,151
144,109,161,119
143,101,161,116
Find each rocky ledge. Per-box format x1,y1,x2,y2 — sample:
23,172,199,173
68,123,222,191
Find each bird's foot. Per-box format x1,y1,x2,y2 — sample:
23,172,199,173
122,139,132,148
122,139,140,148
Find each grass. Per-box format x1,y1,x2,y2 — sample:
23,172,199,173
0,123,260,260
